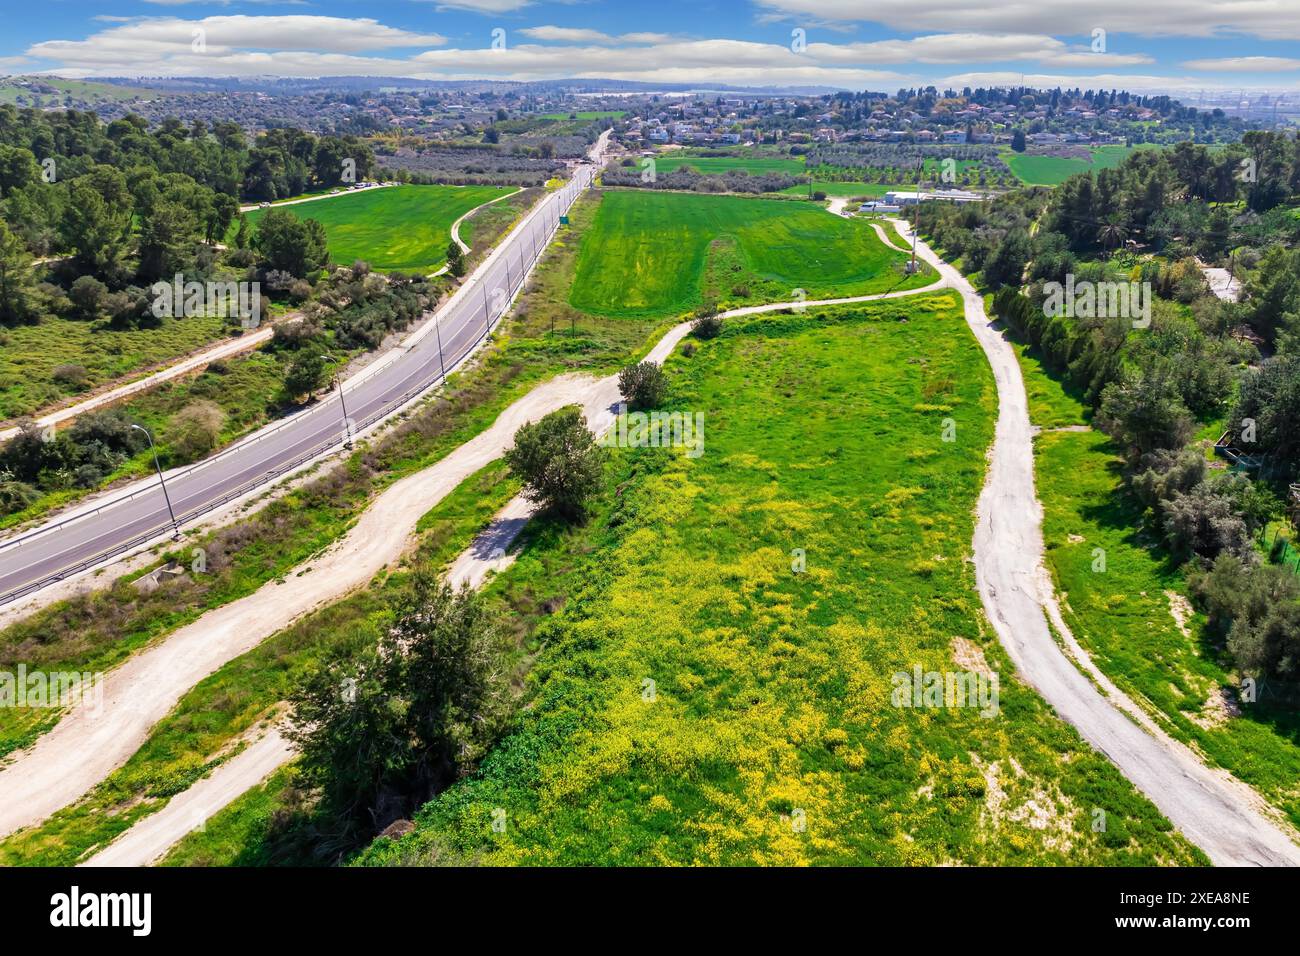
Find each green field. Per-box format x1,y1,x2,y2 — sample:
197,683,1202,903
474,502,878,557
1003,145,1145,186
652,152,807,177
346,296,1200,865
569,190,929,316
242,184,512,273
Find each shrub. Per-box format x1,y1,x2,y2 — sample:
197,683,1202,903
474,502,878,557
68,276,108,321
167,400,226,463
692,314,723,340
51,364,90,390
617,362,667,411
0,480,40,516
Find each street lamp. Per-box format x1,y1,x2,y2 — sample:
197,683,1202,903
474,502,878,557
131,424,181,541
334,374,354,450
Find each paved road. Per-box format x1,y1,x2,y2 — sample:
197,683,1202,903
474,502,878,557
0,138,606,607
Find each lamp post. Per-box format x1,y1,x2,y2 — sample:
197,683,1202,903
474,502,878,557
335,374,354,449
131,424,181,541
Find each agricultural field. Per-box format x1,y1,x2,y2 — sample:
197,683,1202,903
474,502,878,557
0,313,234,422
242,184,513,273
651,151,807,177
1016,345,1300,830
1002,145,1145,186
569,190,931,316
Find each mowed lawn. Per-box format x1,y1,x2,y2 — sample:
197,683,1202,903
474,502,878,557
569,190,927,316
359,296,1201,866
243,184,512,273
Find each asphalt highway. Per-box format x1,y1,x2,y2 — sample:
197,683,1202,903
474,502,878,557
0,138,605,606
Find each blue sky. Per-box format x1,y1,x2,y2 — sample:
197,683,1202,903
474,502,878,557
2,0,1299,93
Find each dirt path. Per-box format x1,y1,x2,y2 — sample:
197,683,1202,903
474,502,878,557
0,368,626,839
428,187,523,278
238,183,390,213
887,216,1300,866
81,725,293,867
1199,261,1241,303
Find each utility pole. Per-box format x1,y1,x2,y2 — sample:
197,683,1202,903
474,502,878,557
334,372,353,450
433,314,447,380
131,424,181,541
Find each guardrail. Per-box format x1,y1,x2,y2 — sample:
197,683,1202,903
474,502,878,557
0,163,596,607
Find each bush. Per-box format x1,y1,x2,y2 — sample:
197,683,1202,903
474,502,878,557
167,400,226,463
692,314,723,340
0,480,40,516
51,364,90,390
617,361,667,411
504,406,603,522
68,276,107,322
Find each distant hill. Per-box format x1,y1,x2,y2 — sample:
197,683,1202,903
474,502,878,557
0,76,166,107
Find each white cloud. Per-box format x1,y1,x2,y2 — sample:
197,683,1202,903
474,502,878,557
27,16,446,70
519,26,683,45
941,70,1211,92
807,33,1151,66
1183,56,1300,72
756,0,1300,41
520,26,617,43
422,0,534,13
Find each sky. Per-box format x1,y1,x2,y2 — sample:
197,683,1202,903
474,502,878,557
2,0,1299,94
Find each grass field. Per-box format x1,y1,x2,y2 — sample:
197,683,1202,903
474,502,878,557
569,190,930,316
1003,145,1146,186
0,314,234,422
652,152,807,177
339,296,1200,865
242,184,512,273
1012,343,1300,830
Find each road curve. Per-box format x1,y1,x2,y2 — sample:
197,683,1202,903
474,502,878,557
887,217,1300,866
0,137,608,607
